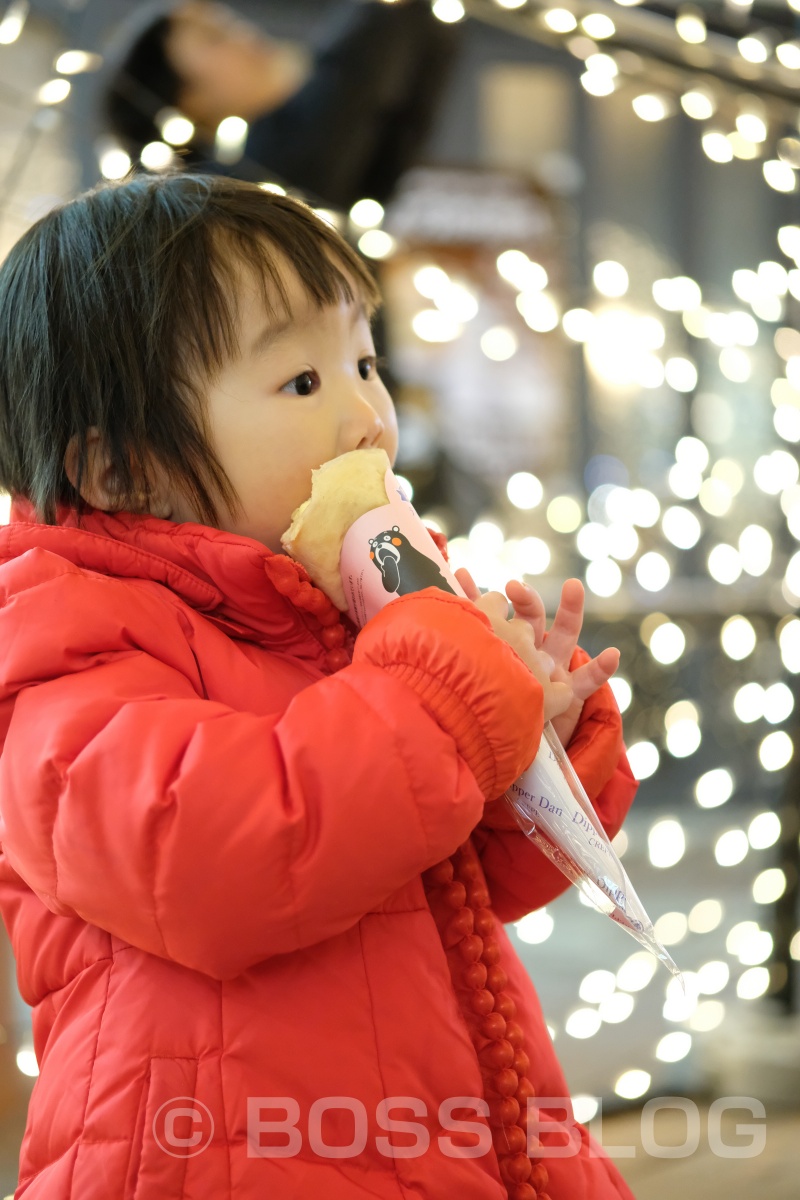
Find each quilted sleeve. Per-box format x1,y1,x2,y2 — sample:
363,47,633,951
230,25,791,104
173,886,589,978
0,571,544,981
472,648,639,924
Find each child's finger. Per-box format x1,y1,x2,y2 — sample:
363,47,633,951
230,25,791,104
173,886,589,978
542,578,585,666
454,566,481,603
505,578,547,645
569,646,620,701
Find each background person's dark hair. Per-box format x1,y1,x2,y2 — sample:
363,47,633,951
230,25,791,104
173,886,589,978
102,9,183,158
0,174,381,528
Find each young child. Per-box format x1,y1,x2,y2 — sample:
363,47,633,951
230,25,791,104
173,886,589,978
0,175,637,1200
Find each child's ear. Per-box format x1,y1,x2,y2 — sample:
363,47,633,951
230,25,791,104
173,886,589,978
63,428,172,518
64,428,123,511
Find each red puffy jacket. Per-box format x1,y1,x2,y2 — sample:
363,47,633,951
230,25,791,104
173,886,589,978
0,500,637,1200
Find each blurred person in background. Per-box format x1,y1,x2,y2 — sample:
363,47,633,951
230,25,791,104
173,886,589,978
101,0,460,211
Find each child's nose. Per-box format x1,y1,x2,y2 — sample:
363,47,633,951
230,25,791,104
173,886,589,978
343,387,385,451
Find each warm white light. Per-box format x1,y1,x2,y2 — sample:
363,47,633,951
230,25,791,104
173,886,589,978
715,829,749,866
0,0,28,45
656,1031,692,1062
616,951,658,993
581,71,616,97
614,1070,651,1100
469,521,504,554
515,910,555,944
517,292,559,332
606,523,638,560
593,260,628,297
581,12,615,37
759,730,793,770
652,276,702,311
778,225,800,260
721,615,756,660
627,742,659,780
688,898,723,932
55,49,101,74
629,489,660,527
736,112,768,143
609,676,632,712
758,259,788,294
648,819,686,867
665,356,698,392
432,0,465,21
707,544,741,585
544,7,578,33
676,7,706,41
481,326,518,361
547,496,582,532
649,622,685,665
585,557,622,597
733,682,764,723
662,506,701,549
507,471,543,509
159,111,194,145
780,619,800,672
562,308,595,341
696,768,733,808
681,89,715,120
755,449,798,493
632,94,671,122
572,1095,600,1123
764,160,798,193
349,198,384,228
37,78,71,105
719,347,751,382
699,478,732,516
497,250,548,291
748,811,781,849
702,132,734,163
739,525,772,576
753,868,786,904
668,463,702,499
99,147,131,180
16,1047,38,1077
516,537,551,574
599,991,635,1023
774,405,800,442
763,682,793,724
577,522,610,560
140,141,174,170
738,36,769,64
690,1000,725,1032
696,961,729,995
215,115,248,162
414,265,450,298
737,967,770,1000
358,230,396,259
636,552,670,591
579,969,617,1003
411,309,460,342
776,42,800,70
565,1008,603,1038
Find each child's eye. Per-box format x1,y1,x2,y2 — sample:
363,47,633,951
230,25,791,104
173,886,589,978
280,370,319,396
358,356,379,381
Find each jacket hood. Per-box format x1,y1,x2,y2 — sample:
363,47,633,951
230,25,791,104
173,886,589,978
0,495,357,669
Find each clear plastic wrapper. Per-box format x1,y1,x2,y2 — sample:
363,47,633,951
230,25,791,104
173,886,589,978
282,455,684,985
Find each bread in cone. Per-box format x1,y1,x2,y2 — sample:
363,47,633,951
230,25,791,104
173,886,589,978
280,448,392,610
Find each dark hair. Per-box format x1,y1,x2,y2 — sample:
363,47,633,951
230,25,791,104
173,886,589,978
0,173,381,527
103,10,182,157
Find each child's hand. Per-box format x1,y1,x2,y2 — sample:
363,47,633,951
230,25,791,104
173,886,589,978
452,581,573,724
454,570,620,747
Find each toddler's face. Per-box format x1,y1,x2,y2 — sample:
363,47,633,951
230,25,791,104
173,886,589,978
166,257,399,552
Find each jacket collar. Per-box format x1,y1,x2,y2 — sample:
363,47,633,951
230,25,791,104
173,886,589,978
1,496,354,666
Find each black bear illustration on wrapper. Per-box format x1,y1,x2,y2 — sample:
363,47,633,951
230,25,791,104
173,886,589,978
368,527,458,597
